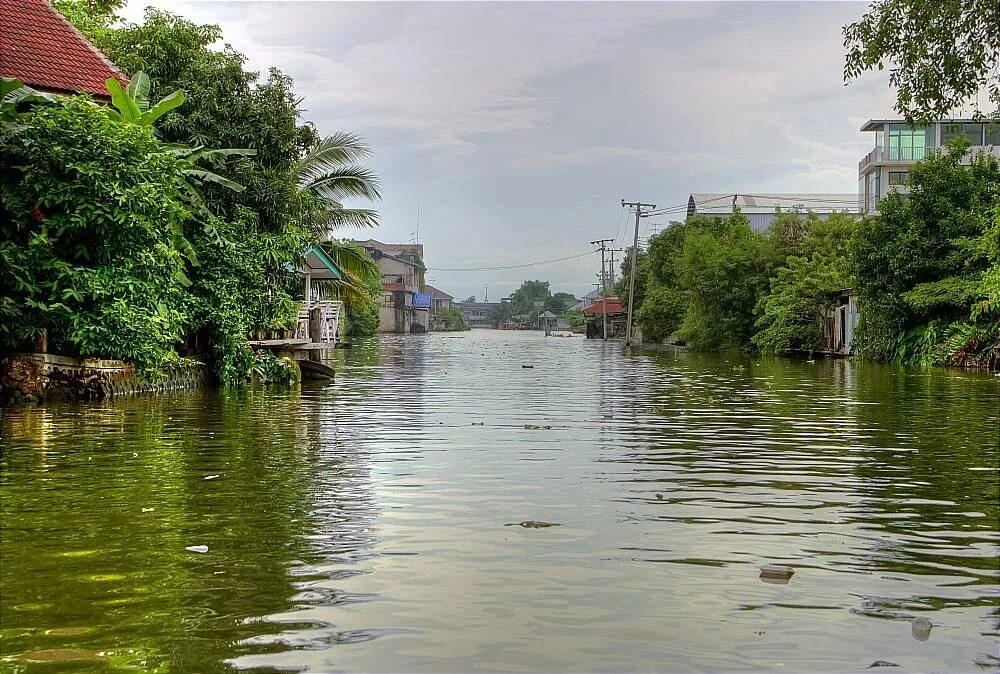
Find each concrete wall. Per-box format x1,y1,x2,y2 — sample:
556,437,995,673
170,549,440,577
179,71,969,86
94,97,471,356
378,256,420,288
1,353,206,404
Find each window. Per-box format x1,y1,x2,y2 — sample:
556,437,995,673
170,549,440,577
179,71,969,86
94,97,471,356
868,170,880,212
940,122,983,146
874,128,885,151
986,123,1000,146
888,171,909,186
888,124,929,160
858,176,866,212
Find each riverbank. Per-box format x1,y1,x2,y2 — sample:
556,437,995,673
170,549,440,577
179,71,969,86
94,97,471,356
0,353,207,404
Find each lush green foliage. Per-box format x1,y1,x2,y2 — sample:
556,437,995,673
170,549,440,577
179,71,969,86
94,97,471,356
851,140,1000,367
843,0,1000,122
752,213,856,352
633,212,857,352
1,6,383,385
345,268,385,338
297,132,382,234
561,307,585,329
490,280,577,323
675,214,783,350
0,100,191,374
435,308,470,331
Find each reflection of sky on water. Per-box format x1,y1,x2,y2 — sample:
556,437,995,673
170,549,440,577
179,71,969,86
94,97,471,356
2,331,998,672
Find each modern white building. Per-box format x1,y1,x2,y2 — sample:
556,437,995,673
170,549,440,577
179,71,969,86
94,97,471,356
686,193,859,231
857,119,1000,213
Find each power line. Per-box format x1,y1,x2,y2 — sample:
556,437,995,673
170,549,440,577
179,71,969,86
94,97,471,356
612,204,627,251
427,250,597,272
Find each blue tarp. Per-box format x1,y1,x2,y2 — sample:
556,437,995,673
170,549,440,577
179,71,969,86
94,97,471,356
413,293,431,308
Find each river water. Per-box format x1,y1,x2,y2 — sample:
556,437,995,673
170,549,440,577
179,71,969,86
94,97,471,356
1,330,998,673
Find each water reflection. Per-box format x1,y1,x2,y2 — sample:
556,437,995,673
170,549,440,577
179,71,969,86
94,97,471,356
2,332,998,672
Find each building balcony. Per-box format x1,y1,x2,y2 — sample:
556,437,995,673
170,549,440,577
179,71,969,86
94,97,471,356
859,144,1000,173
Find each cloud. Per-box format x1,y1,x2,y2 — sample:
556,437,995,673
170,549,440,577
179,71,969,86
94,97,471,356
120,0,891,301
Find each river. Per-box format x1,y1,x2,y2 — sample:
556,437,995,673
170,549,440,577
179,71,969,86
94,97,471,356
1,330,998,672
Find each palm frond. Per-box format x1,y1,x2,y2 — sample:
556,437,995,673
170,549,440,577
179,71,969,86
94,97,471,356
328,243,381,285
304,166,382,202
296,131,373,185
313,207,381,234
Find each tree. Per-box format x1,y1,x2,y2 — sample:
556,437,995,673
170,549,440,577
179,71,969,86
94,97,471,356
545,292,578,314
296,131,381,234
844,0,1000,122
507,280,551,317
675,214,781,350
613,246,648,316
636,285,686,343
753,212,857,352
0,99,191,373
850,138,1000,366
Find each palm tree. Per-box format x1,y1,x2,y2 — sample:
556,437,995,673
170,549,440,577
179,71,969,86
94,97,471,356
296,131,383,309
296,131,382,235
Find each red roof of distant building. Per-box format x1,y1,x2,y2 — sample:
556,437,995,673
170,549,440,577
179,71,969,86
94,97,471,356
383,283,406,292
583,297,623,314
425,285,453,300
0,0,126,98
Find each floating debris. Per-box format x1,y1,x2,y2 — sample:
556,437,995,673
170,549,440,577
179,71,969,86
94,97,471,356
505,521,561,528
471,422,485,426
759,564,795,584
141,507,155,513
184,545,209,554
868,661,899,668
22,649,103,663
911,616,932,641
656,493,664,500
43,627,93,637
204,474,220,481
521,365,534,369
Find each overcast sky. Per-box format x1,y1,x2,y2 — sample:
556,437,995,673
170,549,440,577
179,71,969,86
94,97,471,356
122,0,895,302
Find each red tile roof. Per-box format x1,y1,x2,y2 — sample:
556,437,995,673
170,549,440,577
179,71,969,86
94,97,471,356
0,0,126,98
425,284,453,300
583,298,623,315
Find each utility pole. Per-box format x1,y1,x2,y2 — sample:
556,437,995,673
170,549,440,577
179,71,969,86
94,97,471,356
608,248,623,287
590,238,614,340
621,200,656,347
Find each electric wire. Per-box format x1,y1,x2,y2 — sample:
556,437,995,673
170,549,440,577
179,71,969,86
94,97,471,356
427,249,598,272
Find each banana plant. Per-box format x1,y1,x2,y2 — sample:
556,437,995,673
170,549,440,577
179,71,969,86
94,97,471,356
104,72,184,127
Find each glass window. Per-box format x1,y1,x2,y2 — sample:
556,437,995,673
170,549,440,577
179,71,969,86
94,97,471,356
985,123,1000,145
940,122,983,146
888,124,928,160
888,171,909,186
875,128,885,150
858,176,866,212
868,171,880,212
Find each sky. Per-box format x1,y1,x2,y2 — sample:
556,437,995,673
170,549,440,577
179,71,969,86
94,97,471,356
121,0,897,302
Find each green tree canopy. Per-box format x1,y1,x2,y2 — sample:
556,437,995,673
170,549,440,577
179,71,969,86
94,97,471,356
844,0,1000,121
851,138,1000,366
0,99,191,373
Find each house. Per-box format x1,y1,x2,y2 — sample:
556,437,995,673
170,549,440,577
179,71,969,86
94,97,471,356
0,0,126,98
858,119,1000,213
455,300,498,328
537,311,558,333
426,285,454,312
294,244,344,345
351,240,428,333
687,193,859,231
582,297,625,339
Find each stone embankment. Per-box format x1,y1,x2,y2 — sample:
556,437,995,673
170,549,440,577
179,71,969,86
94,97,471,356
1,353,206,404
